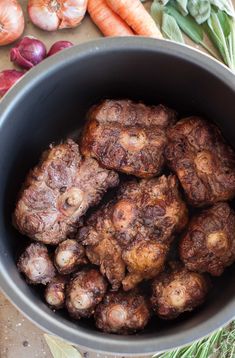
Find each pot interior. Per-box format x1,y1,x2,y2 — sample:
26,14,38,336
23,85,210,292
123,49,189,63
0,39,234,354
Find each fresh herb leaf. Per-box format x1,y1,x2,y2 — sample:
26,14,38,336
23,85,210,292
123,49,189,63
176,0,188,16
227,17,235,69
151,0,164,27
165,3,204,43
44,334,82,358
205,16,227,59
210,0,235,18
188,0,211,24
207,8,232,66
217,9,231,36
162,12,185,42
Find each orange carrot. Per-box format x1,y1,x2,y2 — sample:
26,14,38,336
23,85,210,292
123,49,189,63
106,0,163,38
88,0,134,37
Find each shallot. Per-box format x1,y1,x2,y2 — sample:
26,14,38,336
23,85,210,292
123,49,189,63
28,0,88,31
47,40,74,56
0,70,24,98
10,36,47,70
0,0,25,46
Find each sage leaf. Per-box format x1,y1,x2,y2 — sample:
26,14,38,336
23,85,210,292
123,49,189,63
162,12,185,43
206,10,232,66
165,3,204,43
205,18,226,59
217,9,231,36
228,18,235,69
210,0,235,18
151,0,164,27
44,334,82,358
188,0,211,24
176,0,188,15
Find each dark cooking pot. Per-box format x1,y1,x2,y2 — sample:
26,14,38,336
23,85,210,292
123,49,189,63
0,38,234,355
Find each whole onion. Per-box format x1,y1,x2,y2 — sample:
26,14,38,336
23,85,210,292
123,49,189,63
47,41,74,56
0,70,24,98
0,0,25,46
10,36,47,70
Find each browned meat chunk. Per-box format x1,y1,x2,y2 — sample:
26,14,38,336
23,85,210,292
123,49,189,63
85,236,125,292
81,99,176,178
165,117,235,206
122,237,168,291
151,262,209,320
13,139,119,245
113,174,188,246
66,269,107,319
78,175,188,290
44,275,68,309
95,289,150,334
17,243,56,285
180,203,235,276
54,239,87,275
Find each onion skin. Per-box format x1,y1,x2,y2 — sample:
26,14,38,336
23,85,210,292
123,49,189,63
47,40,73,56
0,0,25,46
0,70,24,98
28,0,88,31
10,36,47,70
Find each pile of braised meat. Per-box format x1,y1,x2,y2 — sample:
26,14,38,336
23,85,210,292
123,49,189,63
13,99,235,334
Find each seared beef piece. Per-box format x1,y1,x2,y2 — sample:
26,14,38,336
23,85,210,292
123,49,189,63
54,239,87,275
66,268,107,319
180,203,235,276
151,262,209,320
13,139,119,245
165,117,235,207
122,237,168,291
85,236,125,292
113,174,188,247
81,99,176,178
17,243,56,285
45,275,68,309
95,289,150,334
78,175,188,290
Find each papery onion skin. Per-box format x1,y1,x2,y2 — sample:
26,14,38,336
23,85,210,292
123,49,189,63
0,0,25,46
10,36,47,70
0,70,24,98
28,0,88,32
47,40,73,56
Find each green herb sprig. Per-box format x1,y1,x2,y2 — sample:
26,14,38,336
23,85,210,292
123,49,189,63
153,320,235,358
151,0,235,71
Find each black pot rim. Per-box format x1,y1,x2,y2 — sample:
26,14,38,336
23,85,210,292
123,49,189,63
0,37,235,355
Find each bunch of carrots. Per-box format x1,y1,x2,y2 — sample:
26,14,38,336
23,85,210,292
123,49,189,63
88,0,162,38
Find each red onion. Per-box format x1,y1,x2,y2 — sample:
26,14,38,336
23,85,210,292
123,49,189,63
0,70,24,98
47,41,74,57
10,36,47,70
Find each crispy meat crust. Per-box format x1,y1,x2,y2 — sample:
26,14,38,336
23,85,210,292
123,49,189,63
17,243,56,285
66,269,107,319
151,262,209,319
180,203,235,276
81,100,176,178
165,117,235,206
13,139,119,245
78,175,188,290
95,289,150,334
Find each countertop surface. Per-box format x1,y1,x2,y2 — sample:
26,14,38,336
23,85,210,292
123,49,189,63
0,1,233,357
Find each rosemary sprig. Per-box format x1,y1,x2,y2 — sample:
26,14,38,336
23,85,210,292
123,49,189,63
153,321,235,358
